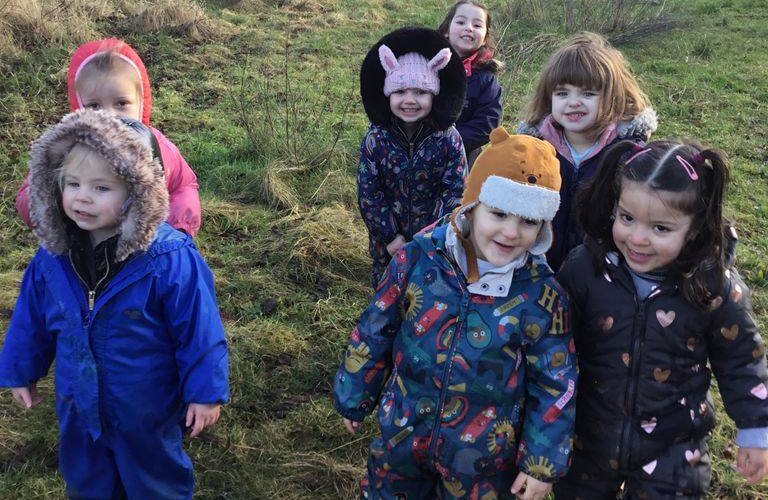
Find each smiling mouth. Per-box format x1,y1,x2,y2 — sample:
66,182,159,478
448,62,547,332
565,112,586,121
626,248,652,261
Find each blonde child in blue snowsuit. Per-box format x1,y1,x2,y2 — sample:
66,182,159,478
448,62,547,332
0,110,229,499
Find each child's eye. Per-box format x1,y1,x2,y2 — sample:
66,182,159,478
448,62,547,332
84,103,101,110
116,100,131,108
553,90,568,98
392,90,405,95
490,210,506,219
583,91,599,97
96,185,111,192
654,225,670,233
523,218,539,226
66,181,79,188
619,213,633,223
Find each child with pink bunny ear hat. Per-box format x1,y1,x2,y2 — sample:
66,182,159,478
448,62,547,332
357,27,468,287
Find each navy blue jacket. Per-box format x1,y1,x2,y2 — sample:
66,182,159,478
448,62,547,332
456,69,502,155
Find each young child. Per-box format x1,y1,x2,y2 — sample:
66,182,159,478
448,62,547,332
15,38,202,236
555,140,768,498
438,1,503,166
517,32,657,270
358,27,467,287
335,129,577,499
0,110,229,498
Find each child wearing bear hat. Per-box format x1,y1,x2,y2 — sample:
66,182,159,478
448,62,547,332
357,26,468,287
335,128,577,499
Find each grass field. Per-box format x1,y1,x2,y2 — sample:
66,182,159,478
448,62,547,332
0,0,767,498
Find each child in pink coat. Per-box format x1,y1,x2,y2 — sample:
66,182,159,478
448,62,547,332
15,38,201,235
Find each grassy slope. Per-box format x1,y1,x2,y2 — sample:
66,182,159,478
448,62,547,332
0,0,766,498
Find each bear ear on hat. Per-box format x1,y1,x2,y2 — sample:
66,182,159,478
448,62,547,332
489,127,511,145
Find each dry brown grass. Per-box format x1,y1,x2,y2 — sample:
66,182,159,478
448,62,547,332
124,0,230,42
310,168,357,208
0,0,108,57
259,160,302,210
278,203,368,284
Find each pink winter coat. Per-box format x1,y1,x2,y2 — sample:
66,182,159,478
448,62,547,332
15,38,201,235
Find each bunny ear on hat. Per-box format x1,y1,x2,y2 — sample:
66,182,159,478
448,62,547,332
378,44,400,72
428,48,452,71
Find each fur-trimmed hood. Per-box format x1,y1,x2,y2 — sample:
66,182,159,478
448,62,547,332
28,110,169,261
360,27,466,130
516,107,658,143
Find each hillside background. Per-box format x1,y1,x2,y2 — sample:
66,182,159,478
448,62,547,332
0,0,767,498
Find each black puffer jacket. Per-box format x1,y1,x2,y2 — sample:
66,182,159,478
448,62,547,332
557,242,768,472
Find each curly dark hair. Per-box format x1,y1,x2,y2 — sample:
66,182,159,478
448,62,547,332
577,139,731,310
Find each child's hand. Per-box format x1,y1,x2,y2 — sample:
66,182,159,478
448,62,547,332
185,403,221,437
343,418,362,434
737,447,768,485
511,472,552,500
386,235,406,256
11,383,42,409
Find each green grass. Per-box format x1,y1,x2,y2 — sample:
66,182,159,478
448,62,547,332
0,0,767,498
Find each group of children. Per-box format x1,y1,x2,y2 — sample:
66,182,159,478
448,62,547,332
0,0,766,498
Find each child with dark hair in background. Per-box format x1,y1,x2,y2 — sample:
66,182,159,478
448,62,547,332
16,38,202,236
555,139,768,498
438,0,503,167
517,32,657,270
357,27,468,287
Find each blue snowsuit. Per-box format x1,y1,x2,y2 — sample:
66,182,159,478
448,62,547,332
0,110,228,499
334,223,577,498
0,223,229,498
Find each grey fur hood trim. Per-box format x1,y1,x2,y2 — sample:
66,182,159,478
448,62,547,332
28,109,169,261
515,107,658,140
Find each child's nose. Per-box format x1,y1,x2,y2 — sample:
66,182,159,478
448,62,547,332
502,221,519,239
628,228,649,245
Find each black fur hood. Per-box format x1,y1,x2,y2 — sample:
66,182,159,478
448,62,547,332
360,27,466,130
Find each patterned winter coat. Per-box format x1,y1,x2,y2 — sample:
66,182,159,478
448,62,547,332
334,223,577,483
15,38,201,235
517,109,657,270
358,124,466,285
557,242,768,475
358,27,468,286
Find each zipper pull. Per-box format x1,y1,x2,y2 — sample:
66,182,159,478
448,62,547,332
88,290,95,311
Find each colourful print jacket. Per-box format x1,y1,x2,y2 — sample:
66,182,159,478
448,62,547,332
357,123,466,284
557,242,768,473
334,223,577,482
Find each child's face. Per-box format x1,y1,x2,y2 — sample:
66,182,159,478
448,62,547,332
61,149,129,246
448,3,488,58
612,181,693,274
389,89,433,125
76,62,142,121
468,203,542,267
551,84,601,143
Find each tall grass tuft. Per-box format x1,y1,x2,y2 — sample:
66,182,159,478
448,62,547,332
279,204,369,284
124,0,230,42
500,0,679,44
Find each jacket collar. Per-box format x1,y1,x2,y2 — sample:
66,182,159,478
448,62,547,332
516,107,659,165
